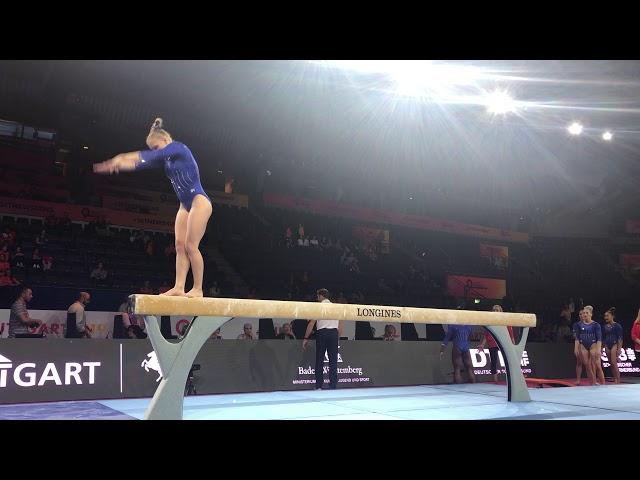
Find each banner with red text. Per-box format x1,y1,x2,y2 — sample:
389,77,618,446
0,182,70,202
626,220,640,234
102,196,178,217
0,196,174,232
98,187,249,209
620,254,640,272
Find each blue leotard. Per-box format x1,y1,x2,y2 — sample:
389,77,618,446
138,141,210,211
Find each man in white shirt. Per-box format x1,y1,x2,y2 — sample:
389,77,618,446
303,288,341,390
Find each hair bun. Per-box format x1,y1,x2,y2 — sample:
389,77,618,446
152,117,163,129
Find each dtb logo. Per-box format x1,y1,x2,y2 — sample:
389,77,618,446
471,349,529,368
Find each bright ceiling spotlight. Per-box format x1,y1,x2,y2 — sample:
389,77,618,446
602,131,613,141
485,90,516,114
309,60,486,99
567,122,583,135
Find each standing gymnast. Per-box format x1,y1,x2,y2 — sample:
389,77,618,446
574,306,604,385
603,307,623,384
94,118,212,298
440,324,476,384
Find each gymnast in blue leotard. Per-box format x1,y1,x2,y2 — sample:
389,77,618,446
137,139,210,211
440,324,476,384
94,118,213,298
573,305,604,385
603,307,623,384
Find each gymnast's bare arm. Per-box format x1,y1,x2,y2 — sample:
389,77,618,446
93,152,142,174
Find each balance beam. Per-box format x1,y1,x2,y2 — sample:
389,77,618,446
129,295,536,420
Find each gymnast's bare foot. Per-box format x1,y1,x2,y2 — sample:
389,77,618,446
161,287,186,296
185,288,203,298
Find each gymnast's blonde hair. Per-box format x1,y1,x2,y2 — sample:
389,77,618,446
146,117,172,147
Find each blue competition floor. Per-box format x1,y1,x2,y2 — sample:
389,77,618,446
2,383,640,420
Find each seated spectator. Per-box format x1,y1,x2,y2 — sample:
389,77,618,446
117,296,138,330
139,280,154,294
276,322,296,340
0,269,20,286
210,328,222,340
247,287,258,299
349,258,360,274
118,297,129,313
85,220,97,235
122,304,147,338
145,240,154,256
95,218,110,236
285,226,293,248
42,253,53,271
225,177,234,194
237,323,255,340
31,248,43,270
35,230,48,246
382,324,398,341
127,323,147,339
90,262,108,283
45,214,57,230
12,246,25,269
7,228,16,247
351,291,365,303
208,281,221,297
301,271,310,291
0,245,10,269
59,212,72,231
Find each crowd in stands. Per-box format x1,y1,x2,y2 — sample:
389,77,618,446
4,200,640,345
2,140,640,345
